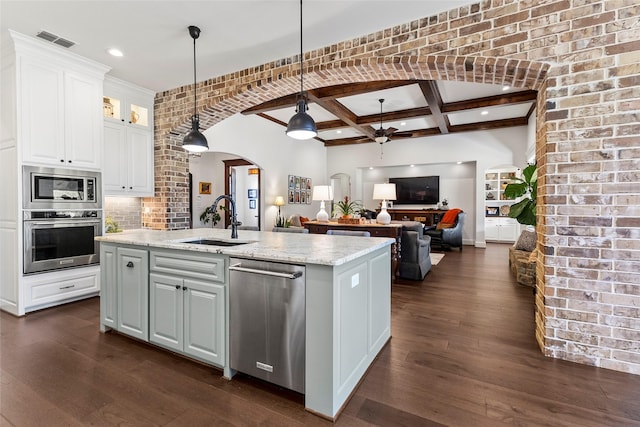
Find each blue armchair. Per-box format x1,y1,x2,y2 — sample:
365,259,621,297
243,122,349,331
397,221,432,280
425,211,465,251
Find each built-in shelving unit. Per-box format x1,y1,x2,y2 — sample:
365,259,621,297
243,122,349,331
484,168,520,242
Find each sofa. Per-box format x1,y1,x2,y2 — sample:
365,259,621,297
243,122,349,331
396,221,432,280
425,210,465,251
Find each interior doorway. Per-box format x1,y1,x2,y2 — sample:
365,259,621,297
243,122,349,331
223,159,261,230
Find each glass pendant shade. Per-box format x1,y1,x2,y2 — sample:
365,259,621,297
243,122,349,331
286,98,317,140
183,115,208,152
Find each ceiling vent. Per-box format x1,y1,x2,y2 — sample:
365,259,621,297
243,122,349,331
36,30,75,48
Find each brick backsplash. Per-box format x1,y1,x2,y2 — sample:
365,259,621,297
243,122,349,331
148,1,640,374
104,197,142,230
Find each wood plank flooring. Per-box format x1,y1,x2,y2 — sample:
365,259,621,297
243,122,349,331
2,244,640,426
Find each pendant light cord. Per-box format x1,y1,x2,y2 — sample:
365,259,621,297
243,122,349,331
299,0,303,96
193,35,197,117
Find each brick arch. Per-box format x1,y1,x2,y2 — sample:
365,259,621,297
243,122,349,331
159,55,550,141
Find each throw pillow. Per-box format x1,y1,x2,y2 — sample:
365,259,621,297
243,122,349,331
515,230,537,252
300,216,310,224
289,215,302,227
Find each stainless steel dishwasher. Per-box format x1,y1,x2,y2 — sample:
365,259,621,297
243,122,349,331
229,258,305,393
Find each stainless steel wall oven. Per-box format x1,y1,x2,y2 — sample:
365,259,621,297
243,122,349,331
23,210,102,275
22,166,102,275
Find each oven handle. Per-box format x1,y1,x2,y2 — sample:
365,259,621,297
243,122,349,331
25,220,101,226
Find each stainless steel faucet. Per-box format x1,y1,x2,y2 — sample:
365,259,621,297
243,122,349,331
212,194,238,239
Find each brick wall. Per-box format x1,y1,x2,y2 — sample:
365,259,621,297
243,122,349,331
150,1,640,374
104,197,142,230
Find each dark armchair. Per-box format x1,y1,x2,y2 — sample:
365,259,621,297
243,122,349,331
397,221,432,280
425,211,465,251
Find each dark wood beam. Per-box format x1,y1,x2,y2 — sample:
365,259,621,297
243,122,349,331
449,117,528,132
419,80,449,134
442,90,538,113
308,95,377,140
312,80,416,99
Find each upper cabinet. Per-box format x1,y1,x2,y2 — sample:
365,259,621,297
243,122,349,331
484,167,521,242
12,31,109,170
103,76,155,197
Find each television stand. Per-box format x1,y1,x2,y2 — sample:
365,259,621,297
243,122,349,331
386,209,449,227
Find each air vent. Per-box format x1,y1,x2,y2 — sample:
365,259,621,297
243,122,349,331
36,30,76,48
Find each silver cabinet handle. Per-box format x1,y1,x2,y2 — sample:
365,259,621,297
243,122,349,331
59,284,75,289
126,261,134,268
229,263,302,280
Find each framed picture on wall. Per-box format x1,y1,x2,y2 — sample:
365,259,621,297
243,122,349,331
249,199,256,209
306,190,312,204
288,190,294,203
199,182,211,194
288,175,295,189
248,189,257,199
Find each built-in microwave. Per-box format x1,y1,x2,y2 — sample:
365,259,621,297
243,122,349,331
23,166,101,210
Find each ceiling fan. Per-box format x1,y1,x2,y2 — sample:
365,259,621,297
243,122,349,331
373,98,397,144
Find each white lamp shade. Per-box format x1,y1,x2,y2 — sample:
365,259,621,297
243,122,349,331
312,185,333,201
373,183,396,201
274,196,285,206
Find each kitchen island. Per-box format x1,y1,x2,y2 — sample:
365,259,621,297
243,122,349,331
96,228,393,420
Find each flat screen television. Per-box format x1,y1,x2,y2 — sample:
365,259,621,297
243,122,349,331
389,176,439,205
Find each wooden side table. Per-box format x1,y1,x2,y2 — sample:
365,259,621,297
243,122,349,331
304,221,402,279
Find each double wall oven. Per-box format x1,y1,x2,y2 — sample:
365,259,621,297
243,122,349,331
23,166,102,275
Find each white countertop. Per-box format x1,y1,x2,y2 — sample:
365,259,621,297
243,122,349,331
96,228,394,266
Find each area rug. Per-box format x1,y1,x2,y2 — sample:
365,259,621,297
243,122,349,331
430,253,445,266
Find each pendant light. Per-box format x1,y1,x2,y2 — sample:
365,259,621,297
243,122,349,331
182,25,209,152
286,0,317,140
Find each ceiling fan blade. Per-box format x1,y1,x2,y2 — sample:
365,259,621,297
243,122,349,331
384,127,398,136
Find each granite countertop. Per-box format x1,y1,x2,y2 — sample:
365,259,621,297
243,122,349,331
96,228,394,266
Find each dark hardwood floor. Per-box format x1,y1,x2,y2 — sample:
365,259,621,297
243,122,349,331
2,244,640,426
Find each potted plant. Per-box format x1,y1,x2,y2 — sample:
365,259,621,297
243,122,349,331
333,196,362,218
504,163,537,226
200,205,222,227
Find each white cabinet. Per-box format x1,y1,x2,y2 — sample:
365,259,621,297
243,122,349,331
103,76,154,197
116,247,149,341
150,273,225,366
149,249,226,366
485,217,519,242
19,55,104,169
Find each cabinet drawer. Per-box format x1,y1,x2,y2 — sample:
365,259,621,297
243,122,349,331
150,250,225,283
28,272,99,306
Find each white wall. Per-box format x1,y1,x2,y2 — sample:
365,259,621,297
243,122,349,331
326,127,529,246
190,114,327,230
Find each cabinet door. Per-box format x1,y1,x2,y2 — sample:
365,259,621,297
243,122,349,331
64,71,102,169
126,126,154,196
149,273,183,352
20,57,65,165
117,247,148,341
183,279,225,366
100,245,117,330
103,121,127,194
500,220,518,242
485,219,500,241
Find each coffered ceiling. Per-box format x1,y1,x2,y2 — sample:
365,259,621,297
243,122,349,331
242,80,537,146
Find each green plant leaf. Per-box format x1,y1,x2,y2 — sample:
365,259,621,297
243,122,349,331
504,182,527,199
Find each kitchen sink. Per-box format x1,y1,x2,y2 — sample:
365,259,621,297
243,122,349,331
182,239,251,247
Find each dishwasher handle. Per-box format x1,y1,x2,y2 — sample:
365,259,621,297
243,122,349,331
229,263,302,280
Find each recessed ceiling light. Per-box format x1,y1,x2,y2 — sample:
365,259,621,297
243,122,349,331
457,161,463,164
481,110,489,115
369,167,374,170
336,130,342,134
502,85,510,91
400,122,407,126
107,48,123,57
410,164,415,167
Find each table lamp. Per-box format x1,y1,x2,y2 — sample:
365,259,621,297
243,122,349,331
312,185,332,222
274,195,285,221
373,183,396,224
